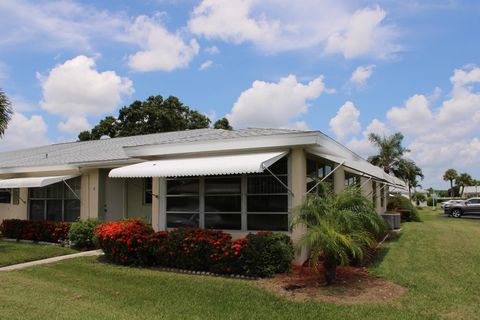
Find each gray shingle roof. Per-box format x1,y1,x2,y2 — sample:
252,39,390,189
0,128,307,169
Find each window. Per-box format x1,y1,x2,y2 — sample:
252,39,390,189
380,185,385,207
0,189,11,204
306,157,334,192
165,156,290,232
345,172,360,187
28,177,81,222
166,178,199,228
144,178,153,205
372,181,377,208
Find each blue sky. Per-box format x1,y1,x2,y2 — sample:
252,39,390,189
0,0,479,189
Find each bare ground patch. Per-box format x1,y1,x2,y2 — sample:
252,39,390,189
256,265,406,305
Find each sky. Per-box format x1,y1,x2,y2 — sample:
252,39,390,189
0,0,479,189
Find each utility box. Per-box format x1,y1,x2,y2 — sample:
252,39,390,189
381,212,401,230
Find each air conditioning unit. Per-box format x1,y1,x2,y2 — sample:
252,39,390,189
381,212,401,230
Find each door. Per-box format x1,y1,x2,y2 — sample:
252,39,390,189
466,198,480,214
104,177,125,221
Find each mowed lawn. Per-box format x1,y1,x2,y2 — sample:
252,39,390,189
0,241,75,267
1,209,480,320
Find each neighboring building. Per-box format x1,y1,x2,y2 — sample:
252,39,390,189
0,128,405,261
463,186,480,198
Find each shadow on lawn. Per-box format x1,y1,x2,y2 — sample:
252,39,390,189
368,231,402,269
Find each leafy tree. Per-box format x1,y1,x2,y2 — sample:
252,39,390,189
368,132,409,174
213,117,233,130
78,95,212,141
443,169,458,197
456,172,473,197
395,158,424,199
411,192,427,206
0,89,13,137
292,183,387,285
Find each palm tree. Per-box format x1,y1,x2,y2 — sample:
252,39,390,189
0,89,12,136
443,169,458,197
395,158,424,199
292,183,386,285
456,172,473,197
368,132,409,174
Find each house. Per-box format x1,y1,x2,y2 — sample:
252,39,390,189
0,128,405,261
462,186,480,198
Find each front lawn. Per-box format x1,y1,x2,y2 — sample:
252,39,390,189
0,208,479,319
0,240,75,267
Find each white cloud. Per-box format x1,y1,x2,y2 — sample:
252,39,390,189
347,118,391,157
199,60,214,71
205,46,220,54
329,101,361,141
350,64,375,87
386,94,434,136
188,0,399,58
0,112,50,151
127,15,200,72
325,6,399,59
38,55,133,133
58,116,90,134
227,74,328,128
0,0,127,50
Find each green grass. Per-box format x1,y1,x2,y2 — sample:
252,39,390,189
0,209,479,319
0,241,76,267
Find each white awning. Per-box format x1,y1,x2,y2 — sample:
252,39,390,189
307,150,407,189
109,151,288,178
0,175,80,188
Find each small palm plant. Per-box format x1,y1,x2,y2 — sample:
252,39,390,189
292,183,387,285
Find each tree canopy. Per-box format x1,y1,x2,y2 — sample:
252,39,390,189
368,132,409,174
395,158,424,198
443,168,458,197
0,89,13,137
78,95,232,141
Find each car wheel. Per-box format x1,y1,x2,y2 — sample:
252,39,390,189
451,209,462,218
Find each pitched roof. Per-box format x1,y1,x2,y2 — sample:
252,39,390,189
0,128,307,169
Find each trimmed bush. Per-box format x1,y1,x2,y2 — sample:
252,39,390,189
0,219,70,243
95,219,294,277
387,195,421,222
68,219,103,249
238,232,294,278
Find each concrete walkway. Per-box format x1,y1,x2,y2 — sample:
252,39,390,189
0,249,103,272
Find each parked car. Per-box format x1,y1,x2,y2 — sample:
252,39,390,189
441,200,463,209
445,198,480,218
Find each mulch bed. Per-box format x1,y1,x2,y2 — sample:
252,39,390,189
256,265,406,304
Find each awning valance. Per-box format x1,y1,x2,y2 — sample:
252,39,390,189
0,175,80,188
109,151,288,178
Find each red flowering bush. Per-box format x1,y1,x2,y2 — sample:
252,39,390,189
95,218,155,266
0,219,70,243
95,219,294,277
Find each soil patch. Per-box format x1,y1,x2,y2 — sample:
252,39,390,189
256,265,405,305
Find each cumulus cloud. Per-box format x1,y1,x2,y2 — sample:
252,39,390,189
199,60,214,71
329,101,361,141
0,112,50,151
227,75,328,128
339,65,480,188
349,65,375,87
127,15,200,72
38,55,133,133
188,0,399,58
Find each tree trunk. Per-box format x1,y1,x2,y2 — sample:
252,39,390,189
450,180,454,197
323,256,337,285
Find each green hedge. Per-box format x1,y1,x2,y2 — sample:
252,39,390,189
387,195,421,222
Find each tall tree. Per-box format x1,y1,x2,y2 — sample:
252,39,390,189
456,172,473,197
0,89,13,137
368,132,409,174
395,158,424,199
78,95,211,141
213,117,233,130
443,169,458,197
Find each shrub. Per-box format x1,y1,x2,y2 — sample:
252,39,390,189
0,219,70,243
68,219,103,249
387,195,421,222
95,219,294,277
238,232,294,278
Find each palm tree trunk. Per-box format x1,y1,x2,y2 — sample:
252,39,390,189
450,180,454,197
323,255,337,285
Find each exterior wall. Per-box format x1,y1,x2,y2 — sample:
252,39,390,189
126,178,151,223
80,168,100,220
0,188,28,220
